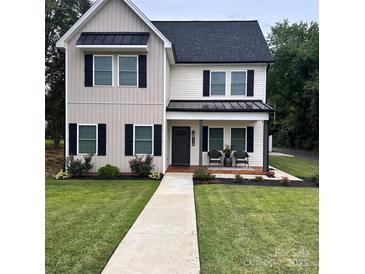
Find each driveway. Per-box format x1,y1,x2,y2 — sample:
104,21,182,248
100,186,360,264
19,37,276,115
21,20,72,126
102,173,200,274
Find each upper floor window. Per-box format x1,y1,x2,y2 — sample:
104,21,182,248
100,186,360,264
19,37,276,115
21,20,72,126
119,56,138,86
210,71,226,96
231,71,247,95
94,55,113,86
78,124,97,154
209,127,224,150
134,125,153,154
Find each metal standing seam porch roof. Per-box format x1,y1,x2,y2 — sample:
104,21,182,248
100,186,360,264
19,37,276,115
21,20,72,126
166,100,274,112
76,32,150,45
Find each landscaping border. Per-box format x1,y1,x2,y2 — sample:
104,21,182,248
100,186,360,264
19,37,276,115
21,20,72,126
193,178,318,187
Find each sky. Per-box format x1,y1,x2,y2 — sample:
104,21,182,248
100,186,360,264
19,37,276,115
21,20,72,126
132,0,318,35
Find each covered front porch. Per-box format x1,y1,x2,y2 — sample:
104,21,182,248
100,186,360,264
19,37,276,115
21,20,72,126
165,100,274,175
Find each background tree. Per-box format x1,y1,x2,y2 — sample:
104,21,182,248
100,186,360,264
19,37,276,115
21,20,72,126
267,20,319,151
45,0,92,148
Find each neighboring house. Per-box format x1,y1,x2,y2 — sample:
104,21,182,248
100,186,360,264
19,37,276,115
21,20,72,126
56,0,274,174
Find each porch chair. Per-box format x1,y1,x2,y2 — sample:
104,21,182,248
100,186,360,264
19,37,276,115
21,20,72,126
207,150,223,167
234,150,249,168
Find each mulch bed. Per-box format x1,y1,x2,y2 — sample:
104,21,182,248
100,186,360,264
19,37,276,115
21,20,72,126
193,178,318,188
45,148,65,176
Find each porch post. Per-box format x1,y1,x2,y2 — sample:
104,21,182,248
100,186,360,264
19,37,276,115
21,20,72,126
199,120,203,166
263,120,269,172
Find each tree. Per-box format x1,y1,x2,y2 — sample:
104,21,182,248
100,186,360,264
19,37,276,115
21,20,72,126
267,20,319,151
45,0,92,148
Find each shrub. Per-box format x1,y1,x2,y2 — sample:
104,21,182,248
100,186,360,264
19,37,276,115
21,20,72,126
281,176,291,186
193,169,215,181
97,164,120,179
234,174,243,183
149,172,161,180
129,155,154,177
55,169,69,180
66,154,93,177
223,145,232,158
254,176,264,182
312,173,319,187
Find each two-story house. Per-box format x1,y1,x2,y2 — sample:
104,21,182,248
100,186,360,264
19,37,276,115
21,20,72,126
56,0,274,174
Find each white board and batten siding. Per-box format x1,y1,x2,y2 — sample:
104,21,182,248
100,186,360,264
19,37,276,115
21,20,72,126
66,0,165,172
169,64,267,102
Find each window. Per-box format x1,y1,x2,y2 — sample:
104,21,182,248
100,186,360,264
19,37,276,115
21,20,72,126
210,71,226,95
119,56,138,86
94,56,113,86
231,128,246,151
78,125,97,154
209,128,224,150
231,71,247,95
134,126,153,154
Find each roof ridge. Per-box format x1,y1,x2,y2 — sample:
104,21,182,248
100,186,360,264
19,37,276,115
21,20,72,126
152,20,259,23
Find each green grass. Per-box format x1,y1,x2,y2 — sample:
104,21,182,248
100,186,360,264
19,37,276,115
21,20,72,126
46,139,64,149
46,178,159,274
195,185,318,274
270,156,319,178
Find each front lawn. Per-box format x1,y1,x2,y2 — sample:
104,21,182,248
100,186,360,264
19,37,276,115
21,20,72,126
46,179,159,274
270,155,319,178
195,185,318,273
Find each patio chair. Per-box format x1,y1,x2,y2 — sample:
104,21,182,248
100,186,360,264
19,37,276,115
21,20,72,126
207,150,223,167
234,150,249,168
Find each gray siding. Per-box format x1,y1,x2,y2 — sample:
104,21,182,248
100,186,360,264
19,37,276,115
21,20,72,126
66,0,165,172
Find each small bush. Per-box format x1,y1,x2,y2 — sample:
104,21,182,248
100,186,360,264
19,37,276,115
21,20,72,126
312,173,319,187
55,169,69,180
129,155,154,177
149,172,161,180
281,176,291,186
97,164,120,179
234,174,244,183
193,169,216,181
66,154,93,177
254,176,264,182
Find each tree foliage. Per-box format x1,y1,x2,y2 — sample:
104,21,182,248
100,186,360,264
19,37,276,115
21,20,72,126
267,20,319,151
45,0,92,148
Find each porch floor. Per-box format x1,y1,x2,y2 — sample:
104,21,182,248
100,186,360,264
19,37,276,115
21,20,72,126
166,165,268,175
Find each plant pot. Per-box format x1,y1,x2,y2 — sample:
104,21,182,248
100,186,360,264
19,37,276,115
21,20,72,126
224,157,232,167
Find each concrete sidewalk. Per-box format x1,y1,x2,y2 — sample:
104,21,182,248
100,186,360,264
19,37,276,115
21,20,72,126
102,173,200,274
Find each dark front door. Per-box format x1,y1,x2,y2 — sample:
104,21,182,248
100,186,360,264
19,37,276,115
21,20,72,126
172,127,190,166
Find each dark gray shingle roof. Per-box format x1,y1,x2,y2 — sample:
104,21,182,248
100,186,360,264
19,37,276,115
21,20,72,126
152,21,273,63
166,100,274,112
77,32,150,45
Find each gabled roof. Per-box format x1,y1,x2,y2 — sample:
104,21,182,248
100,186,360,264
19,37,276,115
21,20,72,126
166,100,274,112
56,0,171,48
152,21,273,63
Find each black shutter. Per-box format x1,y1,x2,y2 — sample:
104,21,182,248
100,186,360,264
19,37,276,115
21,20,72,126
138,55,147,88
247,126,254,152
69,123,77,155
98,124,106,156
125,124,134,156
85,54,93,87
247,70,254,96
202,126,208,152
154,124,162,156
203,70,210,97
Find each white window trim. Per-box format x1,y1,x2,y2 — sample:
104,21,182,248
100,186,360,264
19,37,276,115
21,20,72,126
210,70,226,96
230,127,247,152
93,55,114,87
117,55,139,87
230,70,248,96
77,124,98,156
208,126,225,151
133,124,154,156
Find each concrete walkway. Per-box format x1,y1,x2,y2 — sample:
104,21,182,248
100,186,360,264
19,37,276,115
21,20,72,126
102,173,200,274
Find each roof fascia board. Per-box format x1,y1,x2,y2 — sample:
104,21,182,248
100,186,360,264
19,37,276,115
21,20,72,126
56,0,172,49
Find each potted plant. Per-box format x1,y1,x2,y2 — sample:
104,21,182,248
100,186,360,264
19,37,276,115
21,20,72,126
223,145,232,167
